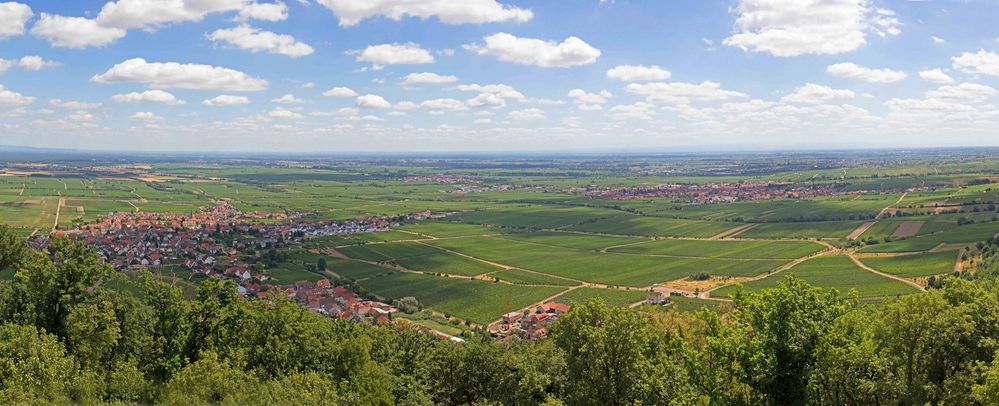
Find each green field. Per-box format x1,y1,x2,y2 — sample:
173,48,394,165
860,221,999,253
336,242,502,276
426,236,787,286
861,252,957,278
738,221,864,239
327,258,394,280
554,288,649,307
710,256,920,299
607,239,825,259
492,269,581,286
358,272,565,324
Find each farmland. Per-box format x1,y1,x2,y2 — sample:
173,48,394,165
710,256,921,299
860,252,958,278
5,150,999,327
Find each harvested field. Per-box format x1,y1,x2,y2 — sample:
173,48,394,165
891,221,925,238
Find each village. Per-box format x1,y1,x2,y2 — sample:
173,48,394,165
570,181,850,204
28,203,447,331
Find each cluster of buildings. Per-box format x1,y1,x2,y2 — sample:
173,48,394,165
34,203,436,296
497,302,571,340
403,174,479,184
571,181,847,204
269,279,397,323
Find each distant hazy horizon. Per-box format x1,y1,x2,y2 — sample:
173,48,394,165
2,0,998,152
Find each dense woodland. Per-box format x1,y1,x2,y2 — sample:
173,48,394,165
3,225,999,405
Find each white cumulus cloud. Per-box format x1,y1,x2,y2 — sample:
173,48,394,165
323,87,358,97
781,83,855,104
356,94,391,109
606,65,671,81
402,72,459,85
315,0,532,26
827,62,906,83
952,49,999,77
111,90,185,105
724,0,899,57
0,2,32,39
208,25,314,57
507,108,546,120
203,94,250,106
0,84,34,105
31,13,127,49
353,43,434,69
918,69,954,85
465,33,600,68
91,58,268,91
626,81,748,104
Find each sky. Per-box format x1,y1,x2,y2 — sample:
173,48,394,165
1,0,999,153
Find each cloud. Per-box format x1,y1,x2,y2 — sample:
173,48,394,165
0,2,32,39
455,84,524,99
111,90,185,105
0,56,60,75
466,93,505,109
609,102,656,120
353,43,434,69
952,49,999,77
924,83,997,103
0,85,34,105
507,108,546,120
826,62,906,83
92,58,268,91
402,72,459,85
49,99,101,110
315,0,532,26
323,87,358,97
238,1,288,22
918,69,954,85
272,94,307,104
625,81,748,104
465,33,600,68
780,83,855,104
568,89,612,110
94,0,245,30
16,56,60,71
724,0,899,57
31,13,127,49
421,98,468,112
208,25,314,57
931,36,946,44
356,94,391,109
130,111,161,122
203,95,250,106
268,107,302,119
606,65,671,81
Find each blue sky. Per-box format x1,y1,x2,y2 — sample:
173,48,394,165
1,0,999,152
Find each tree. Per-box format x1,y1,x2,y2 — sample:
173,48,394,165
0,324,79,404
0,225,26,272
551,298,694,405
394,296,421,314
317,257,327,272
727,275,852,405
6,238,112,338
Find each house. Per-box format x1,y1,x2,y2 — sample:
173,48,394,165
646,294,668,305
538,302,570,315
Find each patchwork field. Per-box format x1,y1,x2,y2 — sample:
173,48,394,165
357,272,566,324
606,239,826,259
860,221,999,253
710,256,920,299
554,288,649,307
336,242,502,276
860,252,958,278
